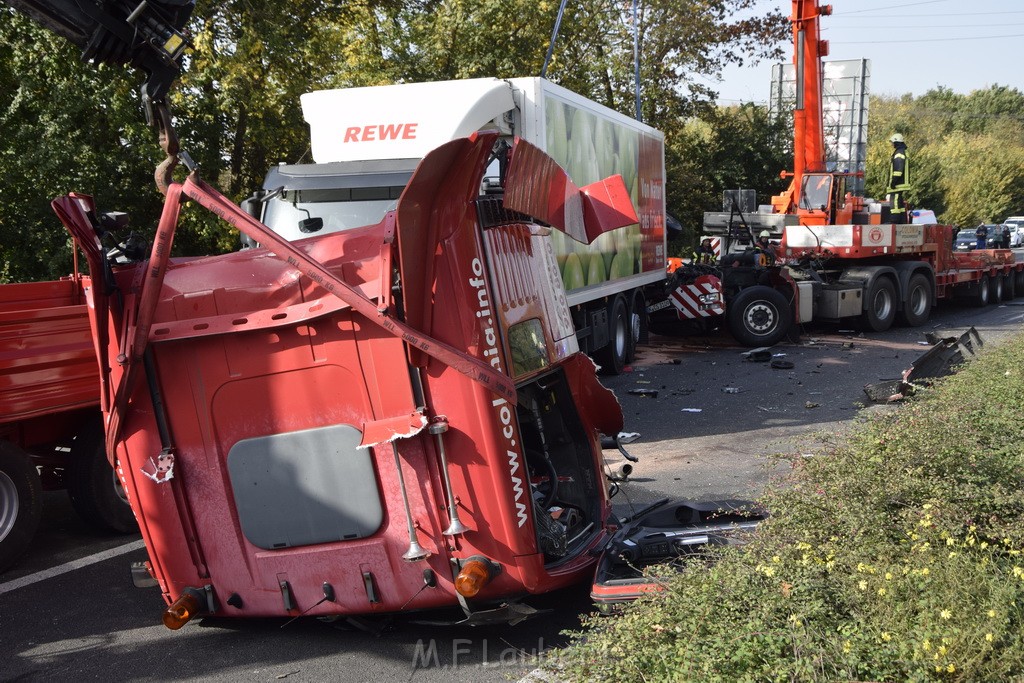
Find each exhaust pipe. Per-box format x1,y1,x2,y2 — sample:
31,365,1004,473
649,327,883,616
604,460,634,482
429,417,470,536
391,448,429,561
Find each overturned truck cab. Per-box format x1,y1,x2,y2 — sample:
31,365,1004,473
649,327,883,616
51,134,665,626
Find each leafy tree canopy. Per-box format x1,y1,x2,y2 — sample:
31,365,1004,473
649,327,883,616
2,0,785,281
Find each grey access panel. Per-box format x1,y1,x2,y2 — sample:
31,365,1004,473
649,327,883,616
819,286,863,319
227,423,383,550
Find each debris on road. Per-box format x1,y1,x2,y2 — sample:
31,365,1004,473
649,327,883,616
681,408,703,413
770,359,795,369
805,401,820,409
722,387,741,394
863,327,984,402
628,389,659,398
741,347,773,362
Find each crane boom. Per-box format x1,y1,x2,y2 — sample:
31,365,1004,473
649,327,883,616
772,0,832,215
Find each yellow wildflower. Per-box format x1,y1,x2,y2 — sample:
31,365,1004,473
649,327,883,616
940,609,952,620
986,633,994,642
988,609,996,618
858,580,868,591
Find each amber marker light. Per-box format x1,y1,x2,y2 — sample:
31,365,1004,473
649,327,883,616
454,558,494,598
163,589,203,630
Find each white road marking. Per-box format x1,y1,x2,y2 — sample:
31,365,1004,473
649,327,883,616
0,539,146,596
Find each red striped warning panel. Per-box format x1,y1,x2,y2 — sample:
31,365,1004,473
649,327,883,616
671,274,725,320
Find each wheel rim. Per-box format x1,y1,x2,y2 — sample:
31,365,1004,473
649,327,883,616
909,285,928,316
0,470,20,544
744,302,777,336
994,279,1003,300
613,314,627,360
980,279,989,299
873,287,893,321
630,311,641,346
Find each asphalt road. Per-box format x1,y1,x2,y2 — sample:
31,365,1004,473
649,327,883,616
2,297,1022,683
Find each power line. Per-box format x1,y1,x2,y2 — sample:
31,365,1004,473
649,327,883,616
831,10,1024,18
825,22,1024,29
832,32,1024,44
833,0,952,15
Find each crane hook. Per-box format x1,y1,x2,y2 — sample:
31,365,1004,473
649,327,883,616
153,102,180,196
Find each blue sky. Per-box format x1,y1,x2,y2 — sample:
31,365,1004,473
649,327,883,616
710,0,1024,103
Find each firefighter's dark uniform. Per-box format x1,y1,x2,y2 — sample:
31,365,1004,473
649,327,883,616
887,138,910,220
753,233,776,269
692,242,715,264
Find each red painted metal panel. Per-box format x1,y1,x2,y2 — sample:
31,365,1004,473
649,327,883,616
0,279,98,423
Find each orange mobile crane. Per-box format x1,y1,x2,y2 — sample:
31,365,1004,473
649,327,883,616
663,0,1022,347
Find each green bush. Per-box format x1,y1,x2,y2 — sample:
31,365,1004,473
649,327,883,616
555,333,1024,682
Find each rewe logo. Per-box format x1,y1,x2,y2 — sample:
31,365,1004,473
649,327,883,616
343,123,418,142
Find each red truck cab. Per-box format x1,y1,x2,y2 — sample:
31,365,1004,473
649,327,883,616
52,134,663,624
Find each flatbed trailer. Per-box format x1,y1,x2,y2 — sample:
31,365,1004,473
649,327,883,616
0,275,135,572
661,219,1021,347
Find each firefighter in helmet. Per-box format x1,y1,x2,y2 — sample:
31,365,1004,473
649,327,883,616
693,237,716,264
753,230,776,269
887,133,910,223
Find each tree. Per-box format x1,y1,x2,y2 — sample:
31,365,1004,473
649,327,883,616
2,0,787,280
867,86,1024,225
0,10,164,283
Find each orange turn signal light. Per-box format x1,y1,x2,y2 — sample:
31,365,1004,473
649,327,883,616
163,590,202,630
454,558,493,598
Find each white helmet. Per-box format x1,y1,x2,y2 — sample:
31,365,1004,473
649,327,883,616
759,230,771,238
889,133,905,143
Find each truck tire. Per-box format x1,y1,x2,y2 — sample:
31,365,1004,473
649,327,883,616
860,277,896,332
897,274,931,327
989,275,1004,305
1016,270,1024,297
972,275,990,308
66,420,136,534
1004,271,1016,301
727,286,791,347
627,290,647,363
0,442,42,573
596,296,630,375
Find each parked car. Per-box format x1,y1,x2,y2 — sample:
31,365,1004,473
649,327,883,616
954,225,1003,251
1004,219,1024,248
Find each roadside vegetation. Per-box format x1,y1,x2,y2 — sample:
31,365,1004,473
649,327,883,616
555,331,1024,682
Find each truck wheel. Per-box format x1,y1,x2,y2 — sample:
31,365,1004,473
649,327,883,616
1004,271,1016,301
1016,270,1024,297
897,274,931,327
989,275,1004,304
727,286,791,347
860,277,896,332
596,296,630,375
627,291,647,363
972,276,990,308
0,442,42,573
66,420,136,534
